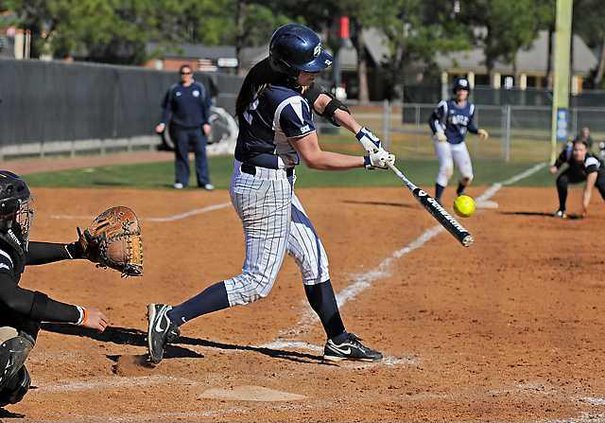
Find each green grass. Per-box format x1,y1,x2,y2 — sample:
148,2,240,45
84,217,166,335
24,154,554,190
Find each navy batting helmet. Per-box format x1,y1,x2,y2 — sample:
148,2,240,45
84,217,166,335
452,77,471,95
0,171,34,256
269,24,333,77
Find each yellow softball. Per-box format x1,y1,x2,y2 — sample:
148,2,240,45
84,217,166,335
453,195,476,218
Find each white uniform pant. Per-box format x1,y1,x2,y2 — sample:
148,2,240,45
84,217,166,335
434,141,474,187
224,161,330,307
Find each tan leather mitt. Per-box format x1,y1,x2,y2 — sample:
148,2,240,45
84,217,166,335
78,206,143,277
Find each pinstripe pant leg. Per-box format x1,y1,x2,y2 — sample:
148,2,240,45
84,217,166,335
286,193,330,286
224,175,293,306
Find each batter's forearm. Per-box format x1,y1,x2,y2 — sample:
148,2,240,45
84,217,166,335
333,109,362,134
303,151,365,170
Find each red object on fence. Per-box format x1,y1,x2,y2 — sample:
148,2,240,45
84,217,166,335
339,16,350,39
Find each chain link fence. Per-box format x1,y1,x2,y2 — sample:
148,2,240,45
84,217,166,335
337,101,605,163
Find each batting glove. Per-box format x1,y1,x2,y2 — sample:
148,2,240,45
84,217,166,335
433,132,447,143
364,149,395,170
356,127,381,152
478,128,489,140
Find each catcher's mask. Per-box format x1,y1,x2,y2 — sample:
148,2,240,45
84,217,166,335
0,171,34,256
269,23,333,81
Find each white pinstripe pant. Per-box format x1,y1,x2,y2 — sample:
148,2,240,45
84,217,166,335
434,140,474,187
224,161,330,307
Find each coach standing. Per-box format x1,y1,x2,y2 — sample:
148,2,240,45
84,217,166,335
155,64,214,190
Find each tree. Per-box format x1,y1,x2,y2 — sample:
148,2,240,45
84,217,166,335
573,0,605,88
461,0,551,77
232,0,293,75
6,0,242,64
374,0,472,98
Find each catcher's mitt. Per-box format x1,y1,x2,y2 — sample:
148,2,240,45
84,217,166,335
78,206,143,277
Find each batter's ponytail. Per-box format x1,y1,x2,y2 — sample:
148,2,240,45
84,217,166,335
235,57,289,118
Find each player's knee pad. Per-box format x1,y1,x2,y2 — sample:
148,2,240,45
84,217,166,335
0,366,30,407
0,330,34,390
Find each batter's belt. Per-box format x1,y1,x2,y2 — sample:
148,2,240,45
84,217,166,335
240,162,294,179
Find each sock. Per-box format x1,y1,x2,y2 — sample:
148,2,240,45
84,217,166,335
456,182,465,196
167,281,230,326
304,280,346,340
435,183,445,202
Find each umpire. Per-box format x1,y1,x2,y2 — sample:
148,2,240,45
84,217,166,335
155,64,214,190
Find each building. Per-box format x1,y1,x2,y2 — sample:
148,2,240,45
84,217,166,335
435,30,597,94
144,42,238,72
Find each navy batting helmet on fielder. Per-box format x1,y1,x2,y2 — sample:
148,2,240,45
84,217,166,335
452,77,471,95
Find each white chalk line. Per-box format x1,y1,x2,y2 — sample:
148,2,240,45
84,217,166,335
50,202,231,222
263,162,547,356
35,375,197,394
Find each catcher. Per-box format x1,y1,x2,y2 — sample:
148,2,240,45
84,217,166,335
0,170,142,409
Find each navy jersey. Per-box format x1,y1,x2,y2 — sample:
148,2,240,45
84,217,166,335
161,81,212,128
235,85,315,169
554,145,604,179
429,99,479,145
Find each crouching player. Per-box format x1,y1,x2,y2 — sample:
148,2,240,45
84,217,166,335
550,139,605,218
0,171,107,409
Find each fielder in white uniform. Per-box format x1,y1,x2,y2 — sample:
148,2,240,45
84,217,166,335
428,77,489,203
147,24,395,364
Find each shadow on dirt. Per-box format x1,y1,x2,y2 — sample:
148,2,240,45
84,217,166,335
42,324,324,365
343,200,416,209
499,211,584,220
0,408,25,419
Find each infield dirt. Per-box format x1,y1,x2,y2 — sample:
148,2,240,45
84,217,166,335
5,184,605,422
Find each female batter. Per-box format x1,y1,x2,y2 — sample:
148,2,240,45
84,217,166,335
147,24,395,364
428,77,489,203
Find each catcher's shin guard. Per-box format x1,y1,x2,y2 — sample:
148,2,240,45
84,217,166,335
0,327,34,396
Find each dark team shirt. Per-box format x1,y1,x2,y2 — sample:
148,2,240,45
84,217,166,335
235,85,315,169
429,99,479,145
554,145,604,180
0,244,80,332
161,81,212,128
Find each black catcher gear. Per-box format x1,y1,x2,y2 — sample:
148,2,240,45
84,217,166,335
0,171,34,269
